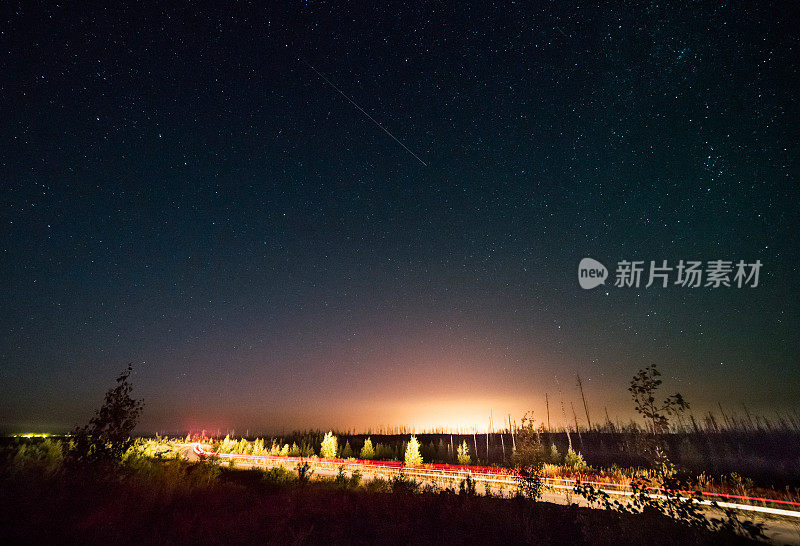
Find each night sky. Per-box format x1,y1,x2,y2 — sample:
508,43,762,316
2,2,797,434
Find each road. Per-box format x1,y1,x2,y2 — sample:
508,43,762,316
183,443,800,544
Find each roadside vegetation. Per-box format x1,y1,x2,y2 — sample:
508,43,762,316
0,363,790,544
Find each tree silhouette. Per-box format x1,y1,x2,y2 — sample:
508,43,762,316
629,363,689,435
70,363,144,465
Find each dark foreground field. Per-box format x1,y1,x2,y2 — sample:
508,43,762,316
0,463,758,546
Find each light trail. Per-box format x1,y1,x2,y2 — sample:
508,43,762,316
192,443,800,518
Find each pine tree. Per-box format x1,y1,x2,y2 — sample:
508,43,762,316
549,443,560,463
320,431,338,459
405,435,423,467
220,434,237,453
360,437,375,459
565,447,587,471
301,442,316,457
341,440,353,458
457,440,471,465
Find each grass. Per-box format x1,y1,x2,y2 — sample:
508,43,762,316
0,455,761,545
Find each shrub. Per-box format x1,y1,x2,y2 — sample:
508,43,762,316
364,476,391,493
349,468,362,488
459,474,477,496
296,461,313,484
10,438,64,476
565,448,588,472
262,466,295,487
390,471,420,493
333,465,361,488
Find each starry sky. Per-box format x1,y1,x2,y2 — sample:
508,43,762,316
1,2,797,434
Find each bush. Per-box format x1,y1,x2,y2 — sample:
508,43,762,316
363,476,391,493
262,466,296,487
334,465,362,489
10,438,64,476
459,474,477,496
565,448,588,472
390,471,420,493
296,461,313,484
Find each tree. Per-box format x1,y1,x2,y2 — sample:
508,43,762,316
320,431,338,459
510,412,546,500
404,435,423,467
341,440,353,458
629,364,689,435
360,437,374,459
564,447,587,471
549,443,560,463
629,363,690,467
70,363,144,465
300,442,316,457
218,434,235,453
456,440,471,466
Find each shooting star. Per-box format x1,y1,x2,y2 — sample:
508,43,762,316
302,60,427,167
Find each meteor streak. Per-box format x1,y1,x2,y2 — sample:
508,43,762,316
302,60,427,167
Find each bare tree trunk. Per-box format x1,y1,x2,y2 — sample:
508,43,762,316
571,401,583,450
508,414,516,452
546,393,551,432
576,373,592,431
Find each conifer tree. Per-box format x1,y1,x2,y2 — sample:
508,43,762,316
404,435,423,467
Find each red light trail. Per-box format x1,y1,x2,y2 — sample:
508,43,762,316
192,443,800,516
